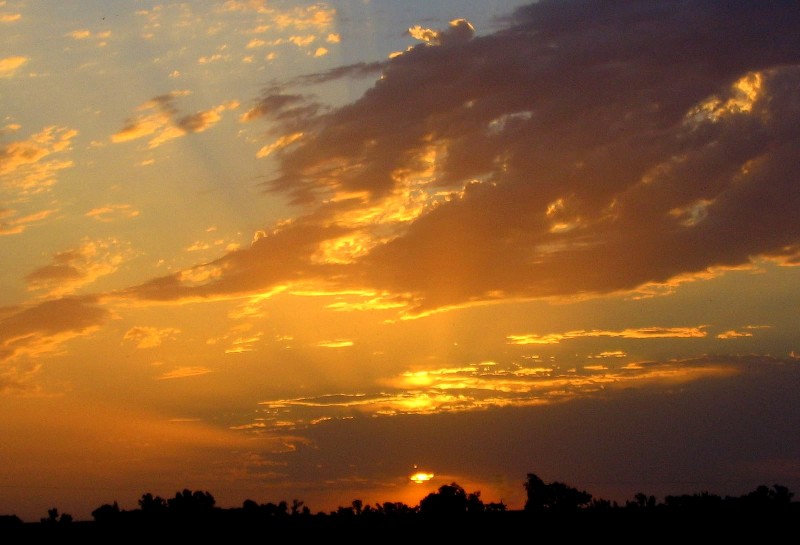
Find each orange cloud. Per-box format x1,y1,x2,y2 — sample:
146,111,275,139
112,93,237,149
25,238,133,298
244,355,764,433
0,297,109,366
156,366,213,380
0,55,27,77
85,204,140,222
507,327,708,345
0,208,56,236
123,326,181,349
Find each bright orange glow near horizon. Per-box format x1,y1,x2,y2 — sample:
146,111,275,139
2,0,800,524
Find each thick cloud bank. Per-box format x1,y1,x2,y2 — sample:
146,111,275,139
130,1,800,314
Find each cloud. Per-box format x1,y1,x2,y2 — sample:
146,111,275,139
507,326,708,345
0,208,56,236
717,330,753,339
156,366,213,380
0,126,76,234
243,354,791,433
25,238,133,298
0,13,22,23
66,29,91,39
123,326,181,349
407,19,475,46
221,1,335,33
85,204,140,222
122,2,800,319
0,126,76,182
316,339,354,348
0,56,27,77
111,93,237,149
0,296,110,366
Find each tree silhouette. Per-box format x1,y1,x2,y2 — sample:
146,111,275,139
40,507,72,525
419,482,485,516
91,501,121,523
524,473,592,512
138,492,168,514
1,472,798,540
167,489,216,514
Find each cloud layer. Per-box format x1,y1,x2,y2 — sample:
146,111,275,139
119,1,800,318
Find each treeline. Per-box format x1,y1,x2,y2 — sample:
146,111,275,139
1,473,797,540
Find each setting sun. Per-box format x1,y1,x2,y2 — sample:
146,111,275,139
409,471,435,485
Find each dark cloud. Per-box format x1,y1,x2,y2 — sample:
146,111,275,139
127,1,800,315
239,89,311,122
290,61,386,86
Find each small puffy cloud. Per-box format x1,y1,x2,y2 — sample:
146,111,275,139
66,29,112,46
0,127,75,234
123,326,181,349
0,56,27,77
0,126,76,178
272,4,335,30
408,19,474,46
289,35,315,48
67,29,91,39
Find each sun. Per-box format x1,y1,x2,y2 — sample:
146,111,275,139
409,465,434,484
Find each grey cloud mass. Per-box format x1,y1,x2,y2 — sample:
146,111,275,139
127,1,800,315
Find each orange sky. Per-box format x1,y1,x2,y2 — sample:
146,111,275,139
2,0,800,522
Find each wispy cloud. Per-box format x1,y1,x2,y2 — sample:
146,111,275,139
0,208,57,236
507,327,708,345
156,366,213,380
244,354,786,433
85,204,140,222
0,297,109,366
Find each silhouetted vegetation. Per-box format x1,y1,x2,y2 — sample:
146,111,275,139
2,474,797,541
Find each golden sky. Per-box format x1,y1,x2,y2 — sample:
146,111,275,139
2,0,800,522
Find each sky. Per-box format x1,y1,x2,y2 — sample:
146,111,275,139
2,0,800,522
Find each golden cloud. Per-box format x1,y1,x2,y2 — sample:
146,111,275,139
0,56,27,77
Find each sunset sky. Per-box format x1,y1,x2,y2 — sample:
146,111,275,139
2,0,800,522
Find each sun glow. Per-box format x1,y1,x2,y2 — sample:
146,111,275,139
409,467,434,484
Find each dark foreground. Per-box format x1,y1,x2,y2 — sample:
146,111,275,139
2,506,798,543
